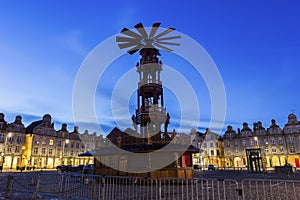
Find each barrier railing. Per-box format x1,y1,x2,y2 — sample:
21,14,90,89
1,173,299,200
241,179,300,200
159,178,239,200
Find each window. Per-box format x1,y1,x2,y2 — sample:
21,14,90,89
42,141,46,145
211,150,214,156
64,150,68,156
250,140,254,146
227,150,231,155
235,149,239,154
242,140,246,147
290,146,295,153
7,145,12,153
273,129,278,134
210,142,214,148
0,134,5,142
70,150,74,156
257,140,261,145
280,146,284,152
15,126,20,132
16,136,22,143
58,141,62,147
226,142,230,147
217,150,220,156
49,140,54,146
9,137,14,143
234,141,238,147
76,143,79,149
288,137,294,144
34,147,38,155
270,138,275,144
265,148,269,153
41,148,46,155
272,147,276,153
49,148,53,155
15,146,20,153
203,143,207,148
278,137,283,144
244,131,248,137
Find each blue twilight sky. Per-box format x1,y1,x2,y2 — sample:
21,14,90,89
0,0,299,135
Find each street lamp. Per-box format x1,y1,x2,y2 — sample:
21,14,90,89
254,136,258,147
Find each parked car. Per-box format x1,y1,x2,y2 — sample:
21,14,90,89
83,164,94,174
72,164,84,173
207,164,216,170
57,165,73,172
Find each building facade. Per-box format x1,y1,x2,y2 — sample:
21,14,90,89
191,128,225,169
223,114,300,169
0,113,90,170
0,114,26,169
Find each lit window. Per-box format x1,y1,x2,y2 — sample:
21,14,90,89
265,148,269,153
34,147,38,154
49,140,54,145
227,150,231,155
42,148,46,155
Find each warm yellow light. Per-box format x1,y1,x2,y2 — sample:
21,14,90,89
7,132,12,137
254,136,258,141
22,146,26,150
65,139,69,144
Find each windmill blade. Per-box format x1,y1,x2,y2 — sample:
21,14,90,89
118,42,140,49
116,36,138,43
134,23,148,38
149,22,161,38
156,35,181,41
154,43,174,52
127,43,144,55
121,28,142,39
155,41,180,46
153,28,175,40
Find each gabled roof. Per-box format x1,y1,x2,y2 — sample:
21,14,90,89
25,120,42,134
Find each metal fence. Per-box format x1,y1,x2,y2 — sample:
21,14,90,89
0,173,300,200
